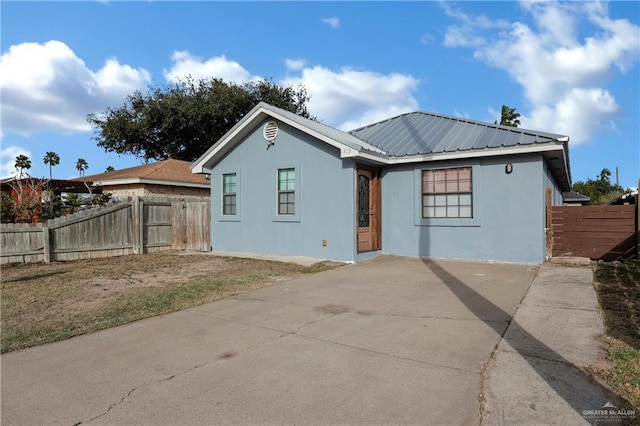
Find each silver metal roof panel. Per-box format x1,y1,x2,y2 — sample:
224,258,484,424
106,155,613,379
349,111,567,157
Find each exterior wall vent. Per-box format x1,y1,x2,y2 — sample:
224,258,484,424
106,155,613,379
263,121,279,142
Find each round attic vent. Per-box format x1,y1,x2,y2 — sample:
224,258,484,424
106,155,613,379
263,121,279,142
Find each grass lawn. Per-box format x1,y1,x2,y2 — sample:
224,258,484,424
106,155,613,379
1,252,341,353
591,260,640,412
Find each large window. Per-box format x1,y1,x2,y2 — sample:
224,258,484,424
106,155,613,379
277,168,295,215
422,167,472,218
222,173,237,215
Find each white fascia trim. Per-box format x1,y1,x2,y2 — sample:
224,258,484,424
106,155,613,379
191,106,372,173
91,178,209,189
346,150,389,164
191,108,265,174
383,142,566,165
261,109,363,158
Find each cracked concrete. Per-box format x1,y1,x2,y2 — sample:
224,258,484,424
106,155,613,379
2,256,537,425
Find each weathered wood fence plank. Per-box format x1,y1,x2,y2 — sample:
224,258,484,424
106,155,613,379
1,197,211,264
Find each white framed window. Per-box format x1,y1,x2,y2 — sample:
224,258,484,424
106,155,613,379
277,168,295,215
273,162,301,222
222,173,237,215
422,167,472,218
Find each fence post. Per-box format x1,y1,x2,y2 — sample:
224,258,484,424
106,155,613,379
138,198,145,254
132,197,141,254
43,226,50,263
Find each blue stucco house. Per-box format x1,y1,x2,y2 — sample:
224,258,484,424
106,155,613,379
191,102,571,264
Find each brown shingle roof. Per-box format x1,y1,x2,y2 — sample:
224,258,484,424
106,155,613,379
76,159,208,185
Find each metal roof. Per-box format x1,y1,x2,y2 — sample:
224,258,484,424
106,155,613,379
562,191,590,202
191,103,572,191
348,111,568,157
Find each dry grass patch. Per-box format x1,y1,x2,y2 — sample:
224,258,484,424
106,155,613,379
1,252,341,353
591,261,640,412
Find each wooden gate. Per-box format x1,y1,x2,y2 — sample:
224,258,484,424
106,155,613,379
551,205,638,261
171,199,210,251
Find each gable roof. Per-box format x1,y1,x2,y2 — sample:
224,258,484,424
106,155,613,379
191,102,571,191
78,159,209,188
191,102,386,174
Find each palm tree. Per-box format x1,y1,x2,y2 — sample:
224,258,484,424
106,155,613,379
76,158,89,177
15,155,31,178
498,105,521,127
43,151,60,180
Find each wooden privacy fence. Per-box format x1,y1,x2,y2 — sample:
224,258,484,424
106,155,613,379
551,204,638,261
0,197,210,264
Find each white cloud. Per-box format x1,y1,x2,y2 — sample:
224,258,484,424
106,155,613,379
444,26,486,48
0,146,31,178
285,58,306,71
444,2,640,145
420,34,435,45
0,40,151,136
440,2,509,47
321,17,340,29
522,88,619,143
163,51,258,84
453,109,471,119
282,66,419,130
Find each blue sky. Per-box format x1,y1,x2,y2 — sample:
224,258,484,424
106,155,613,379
1,1,639,189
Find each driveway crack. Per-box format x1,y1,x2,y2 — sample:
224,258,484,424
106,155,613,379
75,361,211,424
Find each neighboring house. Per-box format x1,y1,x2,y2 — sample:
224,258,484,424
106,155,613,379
78,159,210,200
609,189,637,205
191,102,571,264
1,177,89,223
562,191,590,206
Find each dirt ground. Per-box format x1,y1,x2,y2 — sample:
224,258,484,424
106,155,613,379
1,251,340,353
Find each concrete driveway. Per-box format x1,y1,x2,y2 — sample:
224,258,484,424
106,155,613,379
1,256,537,425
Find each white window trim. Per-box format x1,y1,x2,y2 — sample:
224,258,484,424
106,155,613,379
218,169,241,222
414,162,482,227
273,161,301,222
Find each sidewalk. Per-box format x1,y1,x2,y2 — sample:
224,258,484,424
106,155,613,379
482,260,621,425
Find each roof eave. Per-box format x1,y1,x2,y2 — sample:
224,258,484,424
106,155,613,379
191,103,378,173
384,141,567,164
88,177,210,189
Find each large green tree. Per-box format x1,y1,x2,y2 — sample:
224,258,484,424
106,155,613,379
497,105,521,127
87,77,313,162
572,168,624,205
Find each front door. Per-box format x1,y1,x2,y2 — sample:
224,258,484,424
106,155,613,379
356,168,381,253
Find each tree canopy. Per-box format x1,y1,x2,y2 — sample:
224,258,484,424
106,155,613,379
87,77,313,162
14,155,31,178
572,168,624,205
43,151,60,180
497,105,521,127
76,158,89,177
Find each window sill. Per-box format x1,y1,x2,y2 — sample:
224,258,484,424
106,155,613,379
415,217,480,227
218,216,241,222
273,215,301,223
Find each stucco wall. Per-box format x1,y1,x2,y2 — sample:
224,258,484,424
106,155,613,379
210,119,356,262
381,154,547,264
543,161,563,206
105,184,210,200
